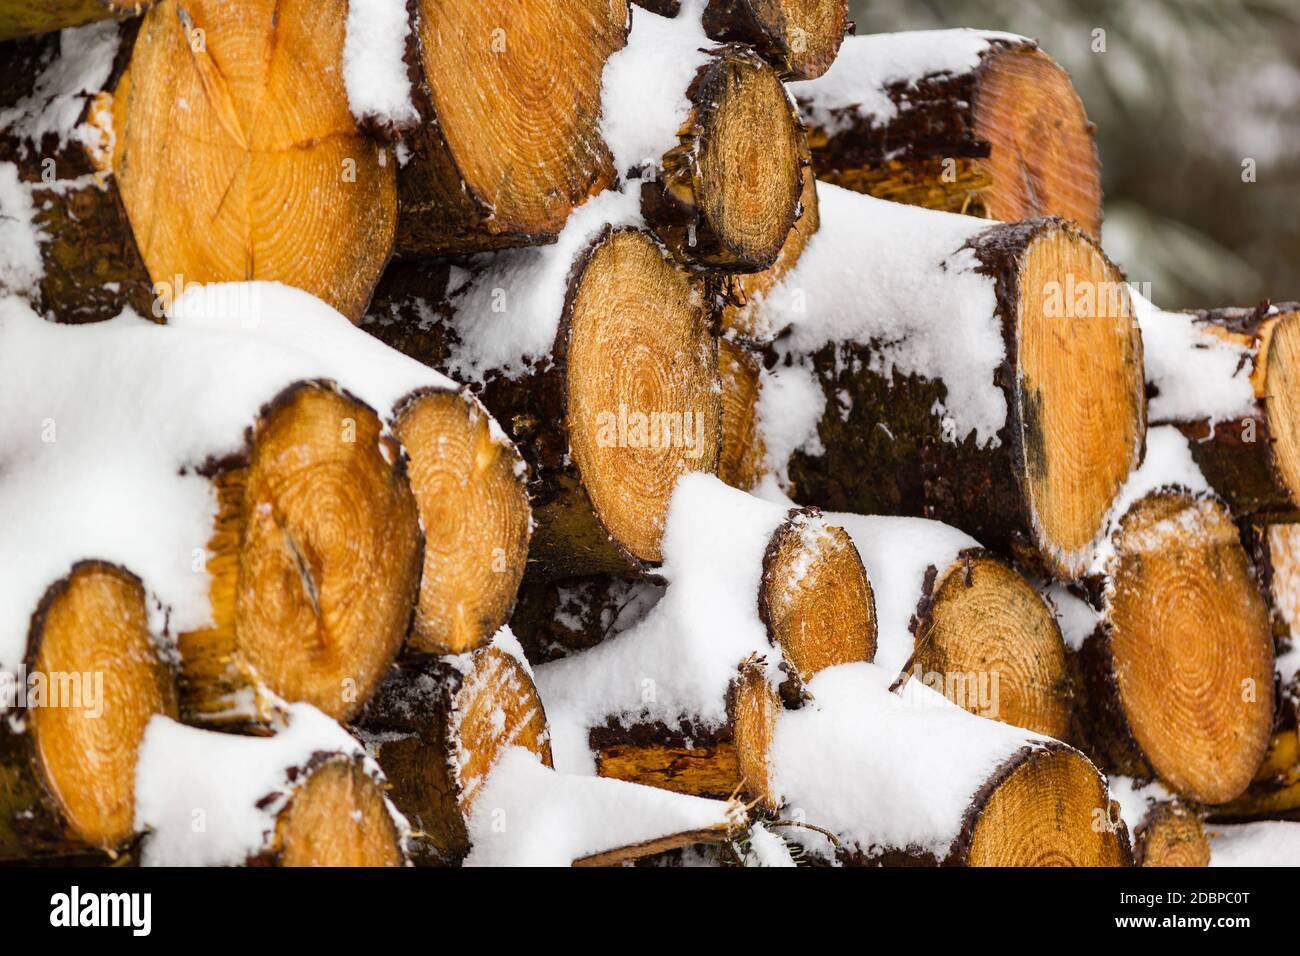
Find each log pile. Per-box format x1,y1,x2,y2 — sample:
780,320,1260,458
0,0,1292,869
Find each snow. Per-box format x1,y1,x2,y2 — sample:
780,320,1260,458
755,362,825,486
743,823,798,867
599,0,711,177
534,474,799,770
0,22,119,154
342,0,420,132
760,183,1008,447
134,702,406,866
1133,288,1257,424
1208,821,1300,867
444,188,643,382
463,747,739,866
1107,775,1175,833
0,283,467,688
789,30,1029,137
0,164,45,297
769,662,1052,858
1046,584,1100,651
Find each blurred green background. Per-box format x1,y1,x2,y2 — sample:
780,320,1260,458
851,0,1300,310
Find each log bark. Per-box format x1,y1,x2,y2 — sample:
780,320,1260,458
1140,297,1300,517
106,0,397,322
0,562,177,861
364,225,723,579
1128,798,1211,867
755,184,1145,579
635,0,850,80
1074,488,1275,805
790,30,1102,239
509,573,663,665
0,0,149,41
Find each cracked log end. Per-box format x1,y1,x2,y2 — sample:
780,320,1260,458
272,757,406,867
115,0,396,321
396,391,531,656
914,554,1069,739
1104,492,1275,804
563,228,721,566
180,383,422,726
1014,224,1145,577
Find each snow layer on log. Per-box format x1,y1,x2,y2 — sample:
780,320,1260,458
754,362,825,483
1045,583,1100,651
445,187,642,381
1108,775,1174,833
787,29,1028,137
769,662,1050,858
0,283,461,680
535,474,796,767
343,0,419,132
1208,821,1300,867
1133,289,1257,424
134,702,405,866
464,746,738,866
761,183,1006,446
599,0,711,177
0,163,44,296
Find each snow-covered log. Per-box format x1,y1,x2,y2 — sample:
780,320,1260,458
739,182,1147,580
788,30,1102,239
1069,428,1275,805
0,0,148,41
536,474,876,804
366,194,722,578
0,562,176,860
1109,777,1210,867
1137,292,1300,517
634,0,849,81
133,703,409,866
0,283,532,726
765,663,1130,865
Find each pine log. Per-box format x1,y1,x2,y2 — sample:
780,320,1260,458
765,663,1130,865
634,0,849,80
133,704,408,866
1138,294,1300,517
1210,728,1300,822
1073,449,1275,805
789,30,1102,239
0,1,149,41
0,562,177,861
395,0,627,255
364,217,722,578
1112,784,1212,867
748,183,1146,579
103,0,397,322
535,474,876,805
717,338,769,489
0,24,155,323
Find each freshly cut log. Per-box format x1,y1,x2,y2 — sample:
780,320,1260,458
366,201,722,578
790,30,1102,239
1137,293,1300,516
536,474,876,804
396,0,628,255
133,703,408,866
832,512,1070,739
765,663,1129,865
1110,780,1210,866
110,0,396,322
0,24,155,323
0,562,177,860
1209,729,1300,822
634,0,849,80
717,339,769,490
601,3,804,271
1073,429,1275,805
748,183,1145,579
0,0,148,41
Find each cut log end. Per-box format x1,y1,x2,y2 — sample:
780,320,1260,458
914,554,1070,739
1014,224,1145,577
654,48,803,271
274,758,405,867
1105,492,1275,804
717,338,767,489
1133,802,1211,867
760,512,877,682
0,0,150,42
565,228,721,565
396,391,531,656
117,0,395,321
964,747,1129,866
972,46,1102,238
26,563,177,853
181,383,422,725
1264,312,1300,510
706,0,850,81
733,660,780,809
